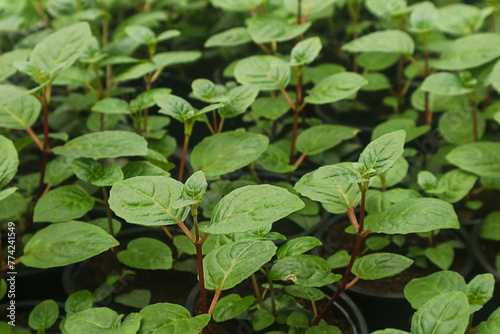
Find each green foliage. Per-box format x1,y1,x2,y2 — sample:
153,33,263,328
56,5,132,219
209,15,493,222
117,238,173,270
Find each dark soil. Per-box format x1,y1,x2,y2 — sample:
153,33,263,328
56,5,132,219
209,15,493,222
456,189,500,223
72,229,198,314
192,277,355,333
319,220,469,294
479,238,500,272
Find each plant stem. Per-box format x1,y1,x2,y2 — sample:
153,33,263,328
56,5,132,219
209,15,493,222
1,258,21,272
218,117,225,133
192,206,208,314
161,225,173,239
429,230,435,248
313,187,368,325
265,264,276,314
25,126,43,151
212,110,218,133
208,289,222,314
251,273,265,309
178,133,190,182
248,162,261,184
31,0,51,28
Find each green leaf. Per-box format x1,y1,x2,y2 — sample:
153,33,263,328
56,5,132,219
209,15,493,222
88,218,121,235
358,130,406,177
153,51,201,68
327,250,351,269
0,136,18,189
305,72,368,104
285,285,324,301
408,1,438,35
21,221,118,268
251,95,292,119
296,125,359,155
130,88,172,111
125,25,156,45
28,22,91,77
213,294,255,322
352,253,413,280
342,30,415,55
0,279,6,300
365,237,391,251
204,240,277,290
419,171,438,191
0,85,41,129
491,61,500,95
191,131,268,178
122,161,170,178
290,37,322,67
118,237,172,270
361,73,391,91
277,237,322,259
154,93,198,123
44,156,75,186
191,79,226,104
270,254,341,287
72,159,123,187
256,142,296,173
366,0,409,19
421,73,474,96
205,27,252,47
424,244,454,270
109,176,189,226
436,4,491,36
201,184,304,234
91,98,131,114
446,142,500,177
436,169,478,203
211,0,265,12
295,163,361,212
404,271,466,310
411,291,469,334
29,300,59,331
246,14,310,44
479,307,500,333
182,171,208,202
465,273,495,313
287,312,309,329
480,212,500,241
439,109,486,145
435,33,500,70
234,56,291,91
53,131,148,159
368,198,459,234
0,49,30,82
156,30,181,43
370,156,408,188
115,289,151,309
372,119,429,143
358,52,399,71
253,309,274,331
372,330,409,334
64,308,142,334
111,62,158,83
219,85,259,119
283,0,337,17
34,185,95,223
65,290,93,317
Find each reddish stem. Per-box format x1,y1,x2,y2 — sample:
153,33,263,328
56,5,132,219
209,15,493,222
178,133,190,182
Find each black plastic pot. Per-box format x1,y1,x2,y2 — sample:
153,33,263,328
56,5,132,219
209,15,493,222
314,217,475,331
471,221,500,281
185,283,369,334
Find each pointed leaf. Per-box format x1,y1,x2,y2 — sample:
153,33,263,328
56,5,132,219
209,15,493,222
368,198,459,234
352,253,413,280
65,308,141,334
421,73,474,96
342,30,415,55
34,185,95,223
234,56,291,91
296,124,359,155
118,237,172,270
204,240,277,290
153,51,201,68
65,290,93,317
446,142,500,178
201,184,304,234
465,273,495,313
0,85,41,129
424,244,454,270
358,130,406,176
21,221,119,268
277,237,322,260
305,72,368,104
115,290,151,309
29,300,59,331
205,27,252,47
246,14,310,44
290,37,322,67
411,291,469,334
213,294,255,322
191,131,268,178
91,98,131,114
109,176,189,226
0,136,18,189
53,131,148,158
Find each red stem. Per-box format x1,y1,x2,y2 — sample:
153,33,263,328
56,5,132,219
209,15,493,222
193,208,207,313
313,189,367,325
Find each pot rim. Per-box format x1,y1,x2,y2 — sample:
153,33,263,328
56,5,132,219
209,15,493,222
471,221,500,281
315,216,475,299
